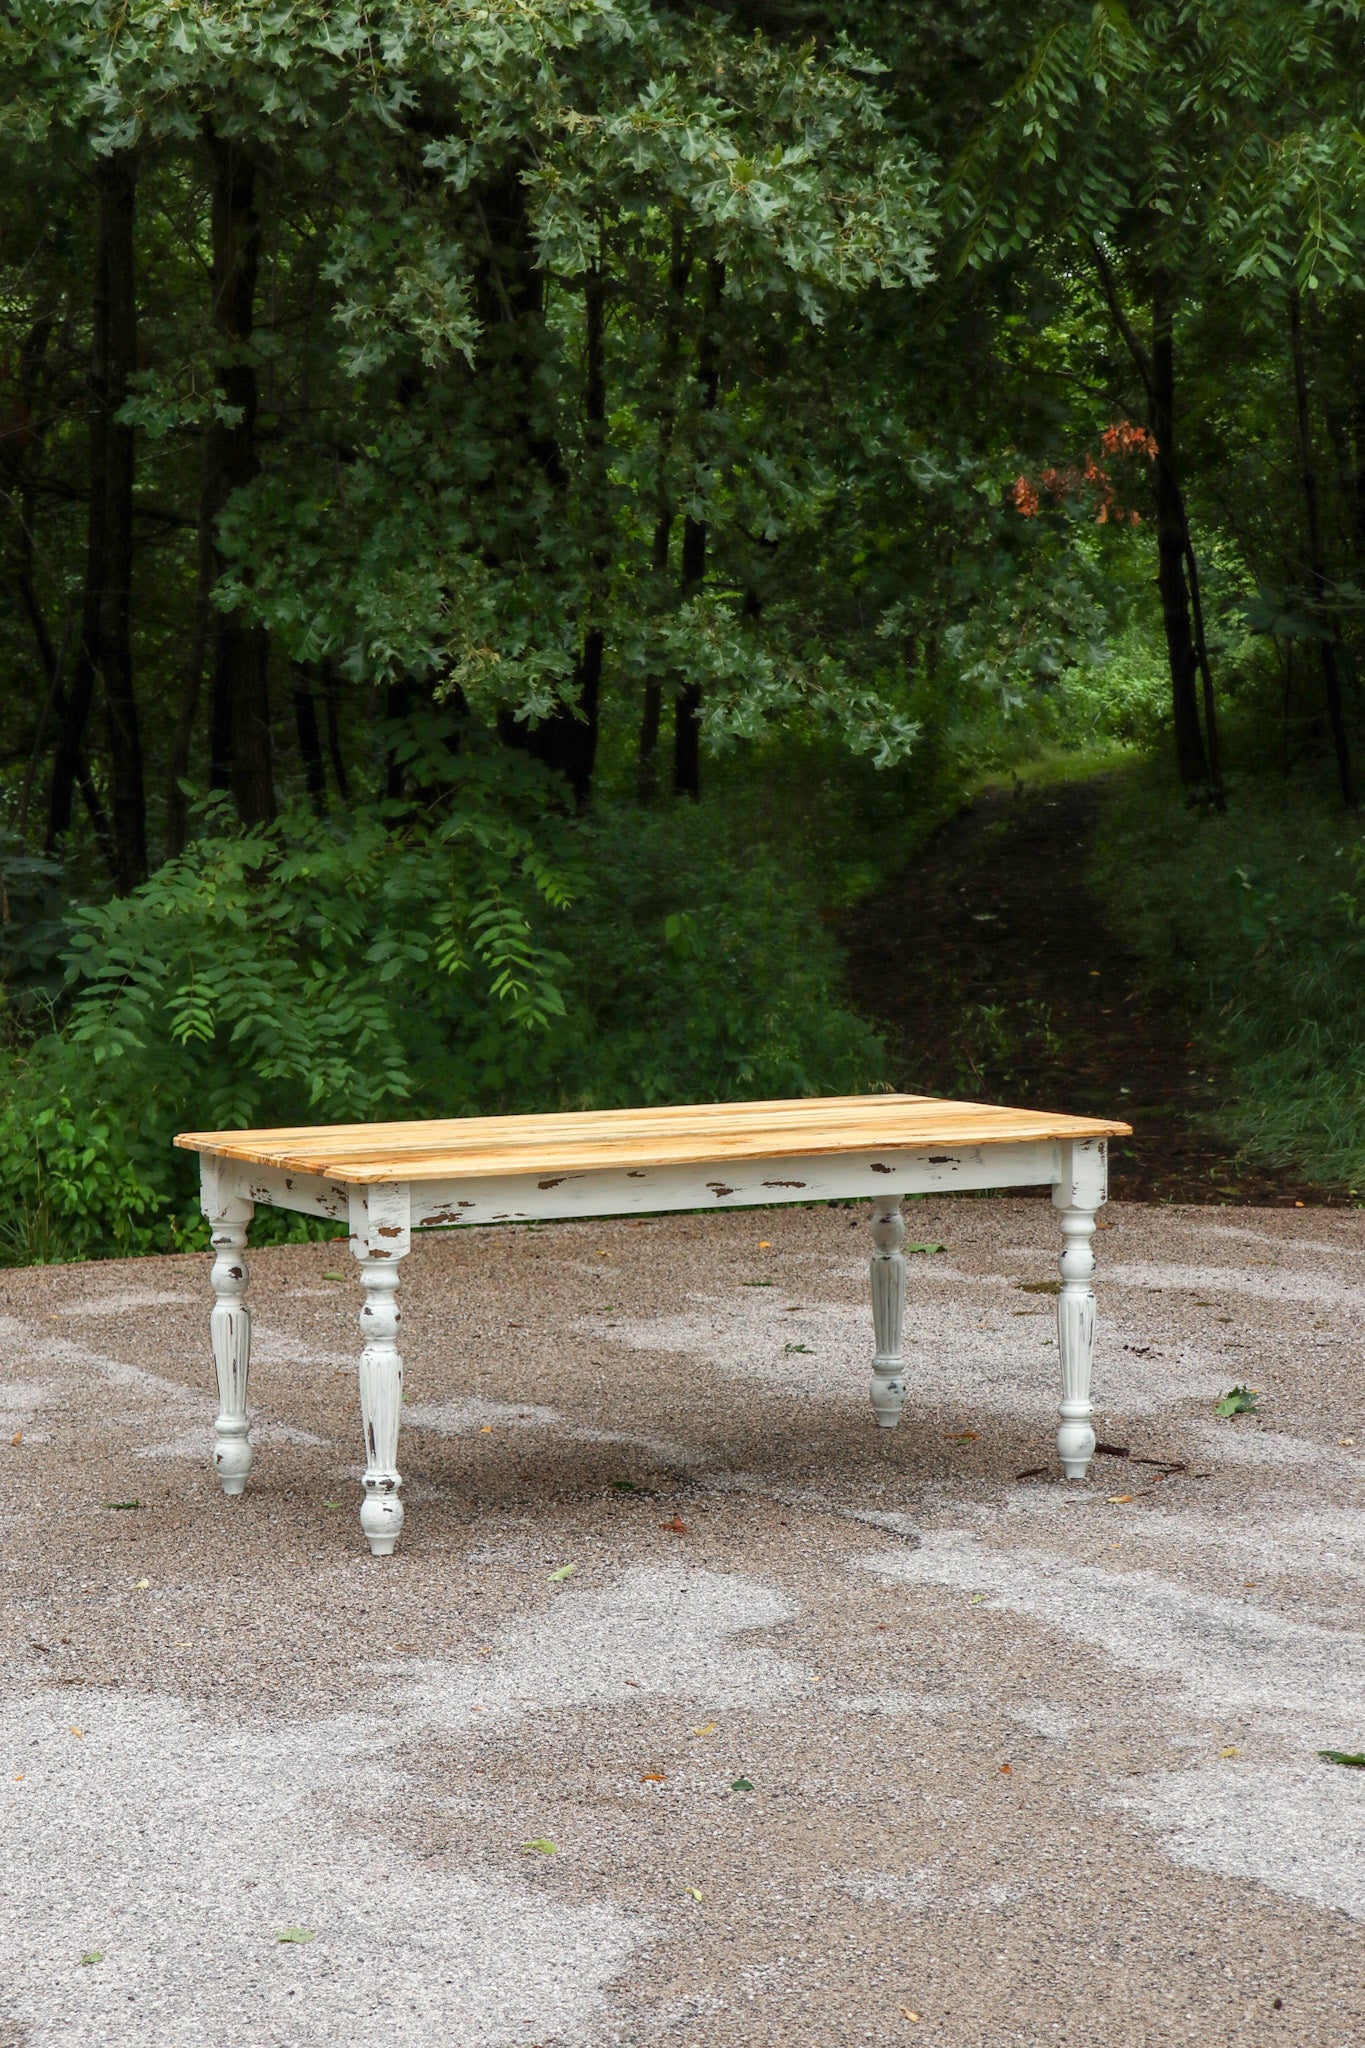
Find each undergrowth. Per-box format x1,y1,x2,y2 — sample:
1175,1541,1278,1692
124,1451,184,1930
1093,758,1365,1189
0,753,888,1264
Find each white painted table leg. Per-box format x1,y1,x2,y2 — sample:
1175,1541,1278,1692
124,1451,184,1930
1052,1140,1106,1480
350,1184,412,1557
869,1196,907,1427
209,1204,254,1496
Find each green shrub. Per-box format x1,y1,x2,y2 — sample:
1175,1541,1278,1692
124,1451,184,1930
1093,759,1365,1187
0,1058,166,1264
552,799,887,1104
0,743,886,1262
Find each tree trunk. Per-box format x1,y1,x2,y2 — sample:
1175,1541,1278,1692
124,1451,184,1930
204,122,275,827
510,265,606,806
5,314,63,842
48,172,113,854
97,150,148,890
1352,373,1365,576
383,679,411,801
638,214,690,801
45,153,146,877
1149,275,1213,792
166,438,217,855
321,658,350,802
1091,248,1216,793
672,509,706,800
673,259,723,800
1289,284,1355,808
569,263,607,804
635,507,669,801
19,575,113,866
292,664,327,811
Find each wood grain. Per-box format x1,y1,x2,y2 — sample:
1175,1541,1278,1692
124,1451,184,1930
177,1093,1131,1185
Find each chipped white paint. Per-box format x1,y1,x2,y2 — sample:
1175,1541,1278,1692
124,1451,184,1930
349,1184,411,1557
194,1135,1110,1552
868,1197,907,1427
230,1139,1069,1230
1053,1140,1104,1478
207,1200,253,1498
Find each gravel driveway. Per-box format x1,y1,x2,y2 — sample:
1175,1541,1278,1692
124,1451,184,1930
2,1196,1363,2047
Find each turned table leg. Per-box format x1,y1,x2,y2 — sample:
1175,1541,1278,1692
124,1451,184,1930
869,1196,907,1427
349,1183,412,1557
208,1198,255,1496
1052,1140,1106,1480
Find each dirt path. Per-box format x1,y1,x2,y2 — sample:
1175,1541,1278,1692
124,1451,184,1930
842,777,1340,1204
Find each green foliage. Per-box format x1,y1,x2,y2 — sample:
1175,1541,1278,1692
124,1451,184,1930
1094,758,1365,1186
0,750,885,1261
0,1054,166,1265
61,740,578,1133
552,797,887,1103
4,0,1365,1263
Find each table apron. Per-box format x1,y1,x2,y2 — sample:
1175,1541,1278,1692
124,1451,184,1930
210,1137,1092,1226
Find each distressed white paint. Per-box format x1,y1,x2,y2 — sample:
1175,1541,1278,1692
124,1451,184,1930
207,1199,254,1497
229,1139,1066,1230
349,1184,411,1557
1053,1140,1104,1479
868,1196,907,1427
195,1135,1108,1551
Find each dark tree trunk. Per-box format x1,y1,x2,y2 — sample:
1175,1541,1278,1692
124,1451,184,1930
292,665,327,811
1092,248,1217,794
383,679,411,801
672,510,706,800
97,151,148,890
1149,275,1213,792
472,162,567,491
477,162,590,788
1289,285,1355,808
48,178,112,854
673,259,723,801
506,265,607,806
5,314,64,842
204,123,275,827
321,658,350,802
638,214,690,802
46,153,146,876
166,439,216,855
1353,376,1365,575
18,574,113,867
635,504,669,800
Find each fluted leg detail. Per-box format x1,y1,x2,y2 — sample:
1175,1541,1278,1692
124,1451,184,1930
869,1197,907,1428
355,1255,405,1556
1054,1204,1098,1479
209,1211,254,1496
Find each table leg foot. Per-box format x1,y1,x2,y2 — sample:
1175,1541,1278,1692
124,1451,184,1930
209,1205,254,1497
869,1197,907,1428
360,1491,403,1558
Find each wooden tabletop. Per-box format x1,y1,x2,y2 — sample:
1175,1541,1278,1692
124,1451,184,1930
176,1094,1131,1186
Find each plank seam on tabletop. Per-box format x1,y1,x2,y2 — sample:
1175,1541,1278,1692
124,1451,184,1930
176,1094,1131,1184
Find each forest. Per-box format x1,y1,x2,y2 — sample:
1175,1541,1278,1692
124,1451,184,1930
1,0,1364,1260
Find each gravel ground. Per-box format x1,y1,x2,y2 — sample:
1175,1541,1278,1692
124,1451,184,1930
2,1195,1364,2047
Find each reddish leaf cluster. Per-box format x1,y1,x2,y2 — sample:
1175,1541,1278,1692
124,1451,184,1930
1101,420,1159,460
1012,421,1156,526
